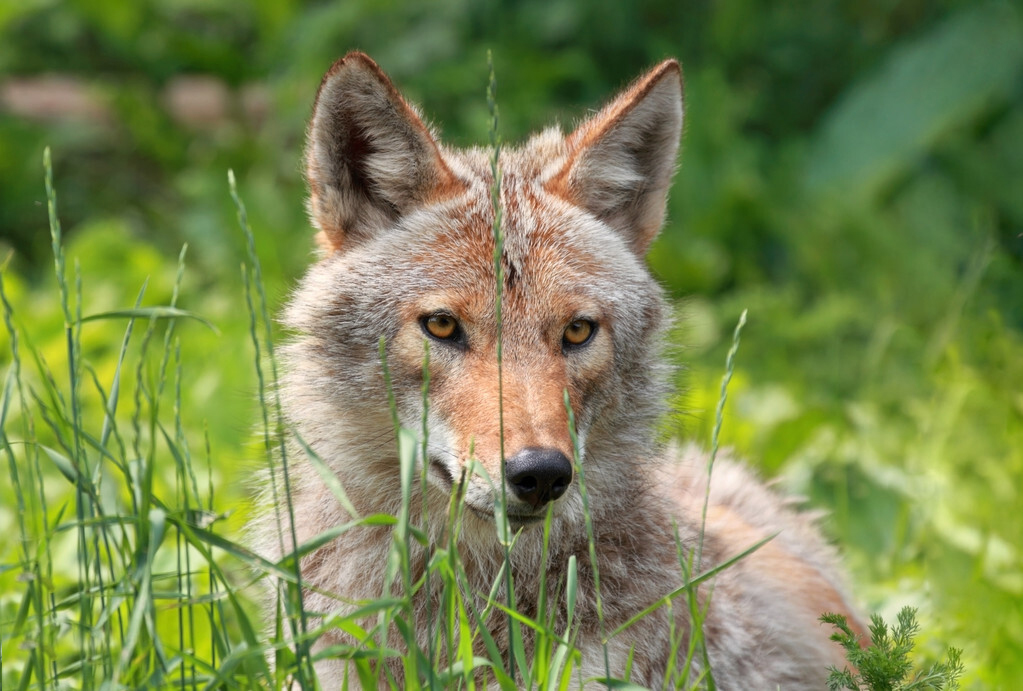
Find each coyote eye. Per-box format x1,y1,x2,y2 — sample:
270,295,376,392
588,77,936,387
563,319,596,348
422,314,460,341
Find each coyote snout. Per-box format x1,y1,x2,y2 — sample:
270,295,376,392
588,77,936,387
255,50,867,689
422,351,580,522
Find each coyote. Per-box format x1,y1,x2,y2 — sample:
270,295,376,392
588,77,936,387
256,51,864,688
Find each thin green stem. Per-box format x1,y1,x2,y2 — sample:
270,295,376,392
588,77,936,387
696,309,747,572
230,169,312,684
564,390,611,684
487,49,518,681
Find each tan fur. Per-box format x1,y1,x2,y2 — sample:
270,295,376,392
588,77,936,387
253,52,866,688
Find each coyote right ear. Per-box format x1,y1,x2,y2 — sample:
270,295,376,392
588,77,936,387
548,60,683,257
306,52,462,251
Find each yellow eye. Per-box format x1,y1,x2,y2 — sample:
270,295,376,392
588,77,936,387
423,314,459,340
563,319,595,347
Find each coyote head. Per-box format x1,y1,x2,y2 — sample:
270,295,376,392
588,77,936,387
285,52,683,529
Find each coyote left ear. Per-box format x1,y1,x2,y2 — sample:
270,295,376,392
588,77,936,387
549,60,683,257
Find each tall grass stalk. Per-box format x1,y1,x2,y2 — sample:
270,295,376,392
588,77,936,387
697,308,747,571
230,169,313,687
563,391,612,685
486,50,523,684
695,307,747,688
2,264,56,690
45,146,97,687
418,342,437,690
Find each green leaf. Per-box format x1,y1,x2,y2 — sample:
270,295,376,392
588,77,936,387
79,306,219,334
805,2,1023,199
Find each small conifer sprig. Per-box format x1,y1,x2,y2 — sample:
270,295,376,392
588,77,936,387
822,607,964,691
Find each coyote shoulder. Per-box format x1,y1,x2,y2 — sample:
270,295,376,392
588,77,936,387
255,51,864,688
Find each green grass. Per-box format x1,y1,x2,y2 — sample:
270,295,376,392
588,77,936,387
6,4,1022,683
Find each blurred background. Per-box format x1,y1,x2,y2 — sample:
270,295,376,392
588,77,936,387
1,0,1021,685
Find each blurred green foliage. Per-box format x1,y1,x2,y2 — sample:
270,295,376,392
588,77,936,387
1,0,1021,687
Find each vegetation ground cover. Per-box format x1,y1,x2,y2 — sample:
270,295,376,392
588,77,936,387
2,1,1022,687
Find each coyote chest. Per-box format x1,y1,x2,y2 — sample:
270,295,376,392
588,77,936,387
255,51,864,689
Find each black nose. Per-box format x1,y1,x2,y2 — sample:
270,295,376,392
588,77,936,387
505,447,573,509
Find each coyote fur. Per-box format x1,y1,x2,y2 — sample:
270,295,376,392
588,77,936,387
256,51,865,688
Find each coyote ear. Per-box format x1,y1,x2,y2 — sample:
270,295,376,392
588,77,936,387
549,60,683,257
306,52,461,251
